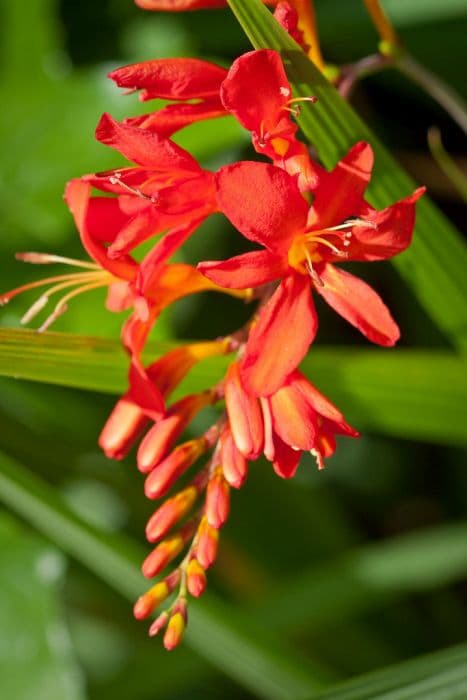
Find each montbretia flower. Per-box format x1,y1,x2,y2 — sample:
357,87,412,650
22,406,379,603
224,360,358,475
220,50,319,187
199,143,425,394
83,114,218,257
108,49,319,189
108,57,228,137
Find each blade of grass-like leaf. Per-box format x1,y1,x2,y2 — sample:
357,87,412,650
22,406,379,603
0,450,332,700
255,522,467,632
0,329,466,445
310,642,467,700
227,0,467,352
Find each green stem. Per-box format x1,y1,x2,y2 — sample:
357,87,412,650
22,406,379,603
428,126,467,202
397,53,467,136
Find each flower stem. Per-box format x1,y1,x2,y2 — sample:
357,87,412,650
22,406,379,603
397,54,467,136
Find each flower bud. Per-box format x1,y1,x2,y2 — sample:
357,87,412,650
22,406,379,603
133,581,169,620
224,362,263,458
163,599,187,651
149,611,169,638
220,425,248,488
205,468,230,529
134,569,181,620
144,438,206,500
99,398,148,459
196,516,219,570
145,486,197,543
137,392,213,474
186,558,206,598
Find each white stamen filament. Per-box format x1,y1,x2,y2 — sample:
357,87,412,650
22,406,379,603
304,249,324,287
16,252,100,270
19,272,106,325
306,235,348,257
109,175,156,202
37,280,112,333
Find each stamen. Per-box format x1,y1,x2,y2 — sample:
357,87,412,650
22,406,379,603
16,252,100,270
327,218,378,232
286,96,318,106
306,234,348,257
109,174,157,203
21,296,49,324
19,273,106,325
304,250,324,286
37,280,111,333
0,272,99,305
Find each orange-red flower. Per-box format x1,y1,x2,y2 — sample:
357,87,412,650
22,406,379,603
225,361,358,475
108,57,228,137
199,144,424,394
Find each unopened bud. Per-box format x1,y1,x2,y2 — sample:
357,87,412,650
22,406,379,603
99,398,147,459
142,535,184,579
206,469,230,529
163,599,187,651
145,486,197,543
196,516,219,570
224,362,263,459
133,569,180,620
133,581,169,620
144,438,207,500
137,392,213,474
149,611,169,637
220,426,248,489
186,558,206,598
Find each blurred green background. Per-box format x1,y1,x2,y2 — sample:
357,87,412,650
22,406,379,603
0,1,466,698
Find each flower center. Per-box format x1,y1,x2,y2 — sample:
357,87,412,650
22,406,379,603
0,253,116,332
288,218,375,285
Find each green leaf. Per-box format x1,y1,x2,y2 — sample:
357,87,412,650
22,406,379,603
226,0,467,352
0,328,465,445
0,514,85,700
256,521,467,632
0,450,332,700
310,642,467,699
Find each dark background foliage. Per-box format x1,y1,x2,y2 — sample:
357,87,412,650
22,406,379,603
0,1,466,698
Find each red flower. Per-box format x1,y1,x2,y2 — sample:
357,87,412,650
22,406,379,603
108,57,228,137
220,50,319,188
199,143,424,395
81,114,217,257
225,361,358,475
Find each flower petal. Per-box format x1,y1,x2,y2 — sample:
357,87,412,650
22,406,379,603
291,371,359,437
348,187,425,262
271,435,302,479
221,49,295,140
216,161,308,254
109,58,227,101
198,250,287,289
124,99,226,137
64,179,137,280
268,383,317,450
307,142,374,229
135,0,226,9
316,264,400,346
241,273,317,395
95,113,201,173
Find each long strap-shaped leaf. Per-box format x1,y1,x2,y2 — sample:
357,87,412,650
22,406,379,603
255,521,467,631
0,328,465,445
311,642,467,699
0,451,331,700
227,0,467,353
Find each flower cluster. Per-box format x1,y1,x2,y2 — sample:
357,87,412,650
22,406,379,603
1,12,423,650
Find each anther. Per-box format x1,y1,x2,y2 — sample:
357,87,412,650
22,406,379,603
108,175,157,203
